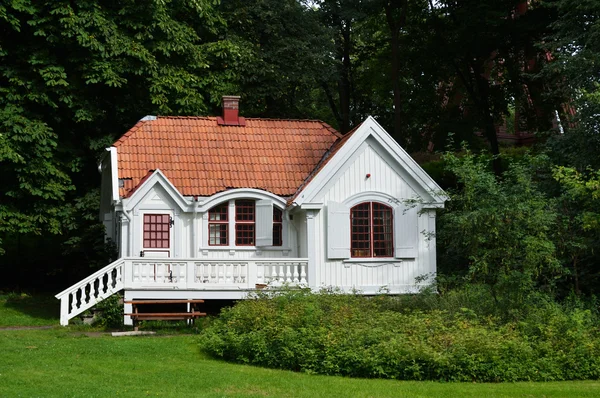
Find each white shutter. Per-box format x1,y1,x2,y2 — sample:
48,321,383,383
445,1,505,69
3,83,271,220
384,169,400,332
255,199,273,247
327,201,350,259
394,203,419,258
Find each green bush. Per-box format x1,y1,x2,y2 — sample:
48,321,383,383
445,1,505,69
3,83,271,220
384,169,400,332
92,293,123,329
198,289,600,382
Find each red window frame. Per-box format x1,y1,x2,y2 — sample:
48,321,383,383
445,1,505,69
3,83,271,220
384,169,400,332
208,203,229,246
235,200,255,246
273,207,283,246
351,202,393,258
143,214,171,249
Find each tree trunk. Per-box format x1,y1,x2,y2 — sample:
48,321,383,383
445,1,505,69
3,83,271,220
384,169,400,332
384,1,408,146
338,22,352,133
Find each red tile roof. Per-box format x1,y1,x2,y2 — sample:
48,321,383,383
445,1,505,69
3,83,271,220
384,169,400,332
114,116,342,198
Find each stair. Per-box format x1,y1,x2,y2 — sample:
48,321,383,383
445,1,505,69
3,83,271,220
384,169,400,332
55,259,125,326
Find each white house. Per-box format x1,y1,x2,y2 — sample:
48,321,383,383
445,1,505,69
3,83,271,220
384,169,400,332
56,96,448,325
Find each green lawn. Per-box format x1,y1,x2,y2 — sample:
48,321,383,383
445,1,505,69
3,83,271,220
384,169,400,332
1,294,599,397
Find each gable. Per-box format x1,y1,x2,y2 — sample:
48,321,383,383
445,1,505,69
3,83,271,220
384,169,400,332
293,117,447,207
316,139,420,204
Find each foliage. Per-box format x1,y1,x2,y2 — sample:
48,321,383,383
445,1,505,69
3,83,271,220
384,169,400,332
436,150,561,308
0,0,238,255
199,289,600,382
3,327,600,398
92,292,123,329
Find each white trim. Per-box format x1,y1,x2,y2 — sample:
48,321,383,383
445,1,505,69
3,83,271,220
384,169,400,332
139,210,174,258
109,147,119,204
197,188,286,212
293,116,448,206
122,169,191,213
342,191,407,208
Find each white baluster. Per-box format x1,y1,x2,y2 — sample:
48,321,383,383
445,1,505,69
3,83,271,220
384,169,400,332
133,263,140,283
257,263,264,284
233,264,239,283
217,264,225,284
240,263,247,284
293,263,300,284
210,264,216,283
286,265,292,283
141,263,148,283
225,264,233,284
300,263,307,284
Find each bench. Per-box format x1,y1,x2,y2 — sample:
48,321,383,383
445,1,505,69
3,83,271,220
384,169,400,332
124,299,207,331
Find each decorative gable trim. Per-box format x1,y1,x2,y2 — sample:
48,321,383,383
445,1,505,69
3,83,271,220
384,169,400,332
121,169,190,212
293,116,448,207
196,188,287,213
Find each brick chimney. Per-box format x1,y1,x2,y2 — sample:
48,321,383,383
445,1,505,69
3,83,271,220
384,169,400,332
217,95,246,126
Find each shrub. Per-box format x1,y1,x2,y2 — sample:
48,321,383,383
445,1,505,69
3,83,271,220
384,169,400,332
198,289,600,382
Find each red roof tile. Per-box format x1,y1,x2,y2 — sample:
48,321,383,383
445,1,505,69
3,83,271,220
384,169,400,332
114,116,342,198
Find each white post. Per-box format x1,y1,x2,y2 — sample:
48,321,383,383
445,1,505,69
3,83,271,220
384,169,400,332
59,296,69,326
306,210,317,288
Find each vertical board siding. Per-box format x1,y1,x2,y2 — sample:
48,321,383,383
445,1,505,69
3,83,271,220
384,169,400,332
322,144,417,204
315,142,436,292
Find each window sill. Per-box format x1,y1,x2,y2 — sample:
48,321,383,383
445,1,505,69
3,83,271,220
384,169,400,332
342,258,404,268
201,247,291,253
343,258,401,263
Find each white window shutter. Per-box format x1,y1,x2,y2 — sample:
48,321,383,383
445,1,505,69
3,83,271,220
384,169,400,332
394,203,419,258
255,200,273,247
327,201,350,259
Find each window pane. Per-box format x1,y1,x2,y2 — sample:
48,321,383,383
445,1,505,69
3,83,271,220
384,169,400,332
235,200,255,221
273,207,283,246
351,203,371,257
236,224,255,245
143,213,170,249
373,203,393,257
209,223,228,245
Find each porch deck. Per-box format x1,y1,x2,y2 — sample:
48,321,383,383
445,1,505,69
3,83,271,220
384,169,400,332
56,257,308,325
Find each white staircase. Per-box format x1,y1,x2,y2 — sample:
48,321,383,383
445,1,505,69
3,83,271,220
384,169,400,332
55,259,125,326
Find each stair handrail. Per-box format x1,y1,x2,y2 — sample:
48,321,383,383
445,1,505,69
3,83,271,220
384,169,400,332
55,258,126,300
56,258,126,325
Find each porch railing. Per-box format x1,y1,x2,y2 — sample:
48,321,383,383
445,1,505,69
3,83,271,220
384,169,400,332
56,257,308,325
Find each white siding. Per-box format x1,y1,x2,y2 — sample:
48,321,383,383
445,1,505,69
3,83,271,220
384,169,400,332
310,139,437,292
318,141,418,204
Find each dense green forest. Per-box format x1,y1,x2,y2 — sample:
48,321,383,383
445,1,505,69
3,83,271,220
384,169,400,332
1,0,599,303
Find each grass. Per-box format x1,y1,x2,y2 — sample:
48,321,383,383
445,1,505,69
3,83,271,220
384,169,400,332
1,294,600,397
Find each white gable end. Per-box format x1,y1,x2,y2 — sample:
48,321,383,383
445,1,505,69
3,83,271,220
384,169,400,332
316,139,420,205
294,116,447,208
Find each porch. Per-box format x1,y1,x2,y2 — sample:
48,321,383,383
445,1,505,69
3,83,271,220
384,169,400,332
56,257,308,325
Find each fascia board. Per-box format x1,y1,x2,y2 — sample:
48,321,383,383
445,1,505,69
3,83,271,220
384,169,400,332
109,147,119,204
294,116,448,206
122,169,191,212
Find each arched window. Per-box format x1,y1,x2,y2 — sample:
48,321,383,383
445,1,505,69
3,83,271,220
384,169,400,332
351,202,393,257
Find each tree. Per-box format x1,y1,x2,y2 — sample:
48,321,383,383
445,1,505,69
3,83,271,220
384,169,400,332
0,0,238,259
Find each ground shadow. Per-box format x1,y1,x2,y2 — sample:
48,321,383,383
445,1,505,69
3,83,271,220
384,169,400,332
2,294,59,321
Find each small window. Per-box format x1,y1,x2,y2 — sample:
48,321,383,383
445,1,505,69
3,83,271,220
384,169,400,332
208,203,228,245
143,214,170,248
273,207,283,246
235,200,255,245
351,202,393,257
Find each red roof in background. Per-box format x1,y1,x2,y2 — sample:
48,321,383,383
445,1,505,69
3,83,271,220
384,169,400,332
114,116,342,198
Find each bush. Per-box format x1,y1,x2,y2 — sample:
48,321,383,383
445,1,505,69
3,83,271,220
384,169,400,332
198,289,600,382
92,293,123,329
